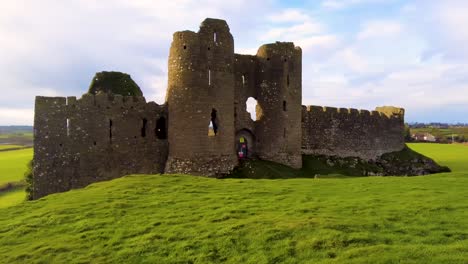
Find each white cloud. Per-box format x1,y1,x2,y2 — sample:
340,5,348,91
0,108,34,126
357,20,402,40
322,0,391,10
267,8,312,23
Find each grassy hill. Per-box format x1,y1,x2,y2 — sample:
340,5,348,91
0,144,467,263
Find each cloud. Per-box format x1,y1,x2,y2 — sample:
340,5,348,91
267,8,313,23
357,20,402,40
0,108,35,126
321,0,392,10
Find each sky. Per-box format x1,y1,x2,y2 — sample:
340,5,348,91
1,0,468,125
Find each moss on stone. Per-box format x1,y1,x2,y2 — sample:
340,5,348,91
227,145,450,179
88,71,143,96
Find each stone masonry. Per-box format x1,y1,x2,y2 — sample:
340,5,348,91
33,18,405,199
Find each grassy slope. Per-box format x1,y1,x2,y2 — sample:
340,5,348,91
0,144,466,263
0,148,32,185
0,189,25,209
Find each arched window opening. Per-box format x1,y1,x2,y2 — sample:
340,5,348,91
242,74,246,86
156,117,167,139
213,31,217,42
183,45,187,49
141,118,147,137
283,101,287,111
246,97,263,121
208,108,218,136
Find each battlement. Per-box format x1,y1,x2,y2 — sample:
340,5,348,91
303,105,405,119
33,17,407,199
33,94,168,199
302,104,405,160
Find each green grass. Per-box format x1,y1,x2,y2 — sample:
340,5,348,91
408,143,468,172
0,144,467,263
0,148,32,186
0,189,26,209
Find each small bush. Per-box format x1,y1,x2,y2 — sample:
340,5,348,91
24,159,33,201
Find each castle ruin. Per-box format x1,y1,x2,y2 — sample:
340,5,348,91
33,18,405,199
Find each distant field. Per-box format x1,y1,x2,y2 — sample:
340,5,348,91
0,148,32,186
0,132,33,146
0,145,23,151
0,144,467,263
411,127,468,141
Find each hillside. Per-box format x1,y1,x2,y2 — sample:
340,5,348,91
0,144,467,263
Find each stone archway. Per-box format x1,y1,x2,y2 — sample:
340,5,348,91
235,129,255,159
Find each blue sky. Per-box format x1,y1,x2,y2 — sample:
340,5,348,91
1,0,467,125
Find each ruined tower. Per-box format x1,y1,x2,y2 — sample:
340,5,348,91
254,43,303,168
165,18,238,175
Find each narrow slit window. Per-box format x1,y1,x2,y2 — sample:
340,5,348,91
208,69,211,86
213,31,217,42
283,101,287,111
141,118,147,137
156,117,167,139
242,75,246,86
109,119,113,142
66,118,70,136
287,74,290,87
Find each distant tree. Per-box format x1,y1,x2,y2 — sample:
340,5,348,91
404,124,412,142
24,160,33,201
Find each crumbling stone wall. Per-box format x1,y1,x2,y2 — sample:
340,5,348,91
301,106,405,160
33,94,168,199
233,42,302,168
165,18,238,175
33,18,408,199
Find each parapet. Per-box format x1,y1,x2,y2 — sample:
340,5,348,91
304,105,404,119
375,106,405,118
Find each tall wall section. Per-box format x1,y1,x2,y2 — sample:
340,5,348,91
255,42,302,168
301,105,405,160
165,18,238,175
33,94,168,199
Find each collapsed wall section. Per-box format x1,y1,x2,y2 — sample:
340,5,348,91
302,105,405,160
33,94,168,199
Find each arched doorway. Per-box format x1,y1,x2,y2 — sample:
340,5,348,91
235,129,255,159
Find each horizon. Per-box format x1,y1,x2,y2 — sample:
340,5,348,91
1,0,468,125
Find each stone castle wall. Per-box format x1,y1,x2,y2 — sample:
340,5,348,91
233,42,303,168
33,94,168,199
165,18,238,176
301,105,405,160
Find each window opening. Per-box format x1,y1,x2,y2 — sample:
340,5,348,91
156,117,167,139
213,31,217,42
208,69,211,85
287,74,290,87
208,108,218,136
66,118,70,136
109,119,113,142
242,75,246,86
246,97,258,121
283,101,287,111
141,118,147,137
